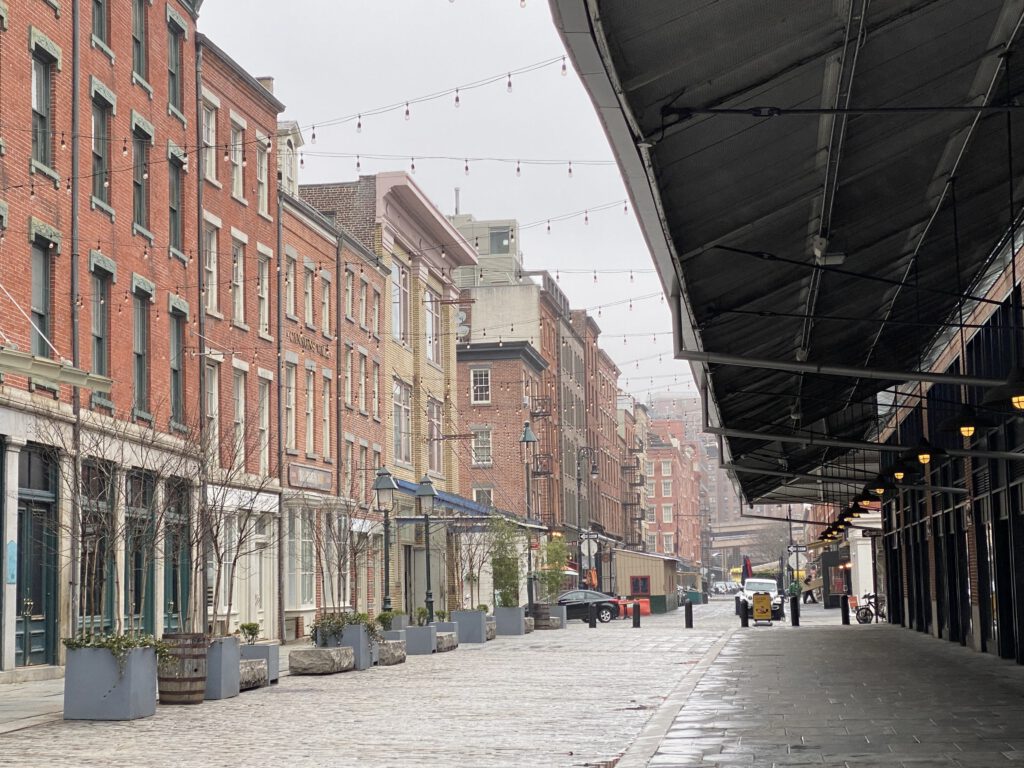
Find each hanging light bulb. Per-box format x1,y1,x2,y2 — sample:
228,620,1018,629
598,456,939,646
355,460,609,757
356,155,361,172
568,161,573,178
60,132,66,151
242,154,247,168
311,125,317,143
629,270,634,282
410,157,416,174
593,270,597,283
223,146,230,162
404,102,411,120
356,115,362,133
143,163,149,180
122,138,128,157
893,466,906,481
546,220,551,234
104,173,109,189
520,0,526,7
454,89,460,108
584,210,589,225
515,160,521,177
464,159,470,175
66,178,71,194
507,73,513,92
30,180,35,200
300,153,305,169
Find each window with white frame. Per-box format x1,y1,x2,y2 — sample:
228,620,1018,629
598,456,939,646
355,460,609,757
372,290,381,336
230,123,244,199
203,223,218,312
661,460,672,476
285,255,296,316
662,534,673,553
391,263,409,341
257,253,270,334
231,240,245,324
284,363,296,450
372,362,380,418
473,488,493,508
359,281,368,327
471,368,491,404
661,479,672,497
205,361,219,454
303,267,314,326
345,271,354,319
471,429,492,466
661,504,673,524
256,136,269,215
305,368,315,455
345,349,353,406
425,290,440,363
645,461,654,476
646,478,655,497
321,276,330,334
428,399,442,474
202,101,217,182
233,369,246,470
359,445,368,502
287,510,314,608
645,507,657,522
258,377,270,476
358,355,367,412
647,533,657,551
393,379,411,464
322,374,331,459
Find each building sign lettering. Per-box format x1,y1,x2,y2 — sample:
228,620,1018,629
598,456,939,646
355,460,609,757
286,329,331,359
288,463,334,492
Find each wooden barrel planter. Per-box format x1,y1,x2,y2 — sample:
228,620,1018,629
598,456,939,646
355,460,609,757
158,633,207,705
533,603,551,623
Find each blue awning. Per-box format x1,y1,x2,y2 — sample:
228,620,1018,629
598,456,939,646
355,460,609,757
394,478,546,529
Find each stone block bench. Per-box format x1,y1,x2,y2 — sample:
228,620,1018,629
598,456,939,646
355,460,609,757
524,617,535,634
435,632,458,653
288,647,354,675
485,620,496,641
378,640,406,666
240,659,269,691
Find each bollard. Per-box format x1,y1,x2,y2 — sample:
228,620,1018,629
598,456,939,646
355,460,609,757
790,594,800,627
735,595,741,616
684,599,693,629
632,602,641,628
841,594,850,625
739,599,749,627
588,602,597,628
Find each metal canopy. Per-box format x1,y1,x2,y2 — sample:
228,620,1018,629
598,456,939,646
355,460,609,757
553,0,1024,502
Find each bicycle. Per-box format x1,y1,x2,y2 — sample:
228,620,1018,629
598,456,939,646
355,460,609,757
855,593,886,624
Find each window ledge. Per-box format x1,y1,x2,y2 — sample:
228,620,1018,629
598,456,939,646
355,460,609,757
91,34,115,64
30,160,61,187
305,452,320,461
395,460,414,471
168,103,187,127
471,400,492,406
258,211,273,223
285,312,299,323
426,359,444,374
90,393,114,411
132,223,155,243
322,331,335,341
132,71,153,99
472,463,493,469
169,246,187,264
90,196,115,221
232,193,249,206
206,308,224,321
285,448,299,457
305,322,317,333
258,330,274,342
232,319,250,332
170,420,190,435
323,457,334,465
372,415,382,423
359,409,369,418
133,408,154,424
205,176,222,190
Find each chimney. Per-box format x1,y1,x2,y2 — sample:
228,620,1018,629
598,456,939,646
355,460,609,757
257,76,275,94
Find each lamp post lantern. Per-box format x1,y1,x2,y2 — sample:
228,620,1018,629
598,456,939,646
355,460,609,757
373,467,398,612
520,421,539,617
415,476,437,623
575,446,600,588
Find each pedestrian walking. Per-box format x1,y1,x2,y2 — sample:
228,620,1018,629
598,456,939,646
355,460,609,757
802,575,818,604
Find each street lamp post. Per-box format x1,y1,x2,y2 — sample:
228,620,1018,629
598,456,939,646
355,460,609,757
575,447,600,588
520,421,539,617
373,467,398,613
415,476,437,624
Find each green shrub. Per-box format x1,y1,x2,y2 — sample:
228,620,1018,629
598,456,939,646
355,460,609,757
376,611,396,632
415,607,430,626
239,622,261,645
435,609,448,622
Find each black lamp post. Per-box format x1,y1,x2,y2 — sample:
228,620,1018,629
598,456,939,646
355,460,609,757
373,467,398,612
520,421,538,616
415,475,437,623
575,446,600,588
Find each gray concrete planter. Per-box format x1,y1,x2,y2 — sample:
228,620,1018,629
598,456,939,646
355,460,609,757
433,621,459,634
339,624,375,671
64,646,156,721
383,629,406,643
404,625,437,655
240,642,279,683
314,631,344,647
548,605,567,629
391,614,410,630
451,610,487,643
494,606,526,636
205,636,240,700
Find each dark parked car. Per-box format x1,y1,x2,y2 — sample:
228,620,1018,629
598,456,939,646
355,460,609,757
557,590,618,623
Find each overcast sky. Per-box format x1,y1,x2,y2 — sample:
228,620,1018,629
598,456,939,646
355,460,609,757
199,0,697,405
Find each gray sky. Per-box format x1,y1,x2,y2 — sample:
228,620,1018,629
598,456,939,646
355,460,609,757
199,0,696,405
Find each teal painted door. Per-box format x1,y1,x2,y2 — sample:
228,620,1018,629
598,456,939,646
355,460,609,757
15,501,57,666
163,520,190,632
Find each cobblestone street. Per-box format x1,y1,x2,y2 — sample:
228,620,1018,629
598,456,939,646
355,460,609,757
0,601,742,768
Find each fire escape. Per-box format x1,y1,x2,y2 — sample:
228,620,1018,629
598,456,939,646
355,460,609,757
529,395,554,526
621,440,645,549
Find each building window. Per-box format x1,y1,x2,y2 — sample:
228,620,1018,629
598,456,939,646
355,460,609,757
285,256,296,316
168,160,183,253
645,478,655,498
661,504,673,524
284,363,296,450
428,399,442,474
322,375,331,460
92,0,108,43
471,368,491,404
32,56,53,168
133,292,150,413
646,533,657,551
425,290,439,363
358,355,367,412
372,290,381,336
661,480,672,497
167,23,183,112
258,378,270,476
233,370,246,470
169,311,185,424
391,263,409,341
393,379,411,464
303,267,314,326
345,271,354,319
645,507,656,522
359,281,368,327
230,124,244,199
257,254,270,334
133,132,149,230
256,138,269,215
629,576,651,596
473,488,493,508
489,227,510,255
305,369,315,455
321,277,331,334
661,460,672,476
203,224,218,312
344,349,353,406
645,461,654,476
358,445,368,501
205,361,219,451
662,534,673,553
91,271,110,376
287,511,314,608
132,0,147,79
91,101,110,203
202,102,217,182
471,429,492,466
343,441,354,498
231,240,245,324
372,362,380,418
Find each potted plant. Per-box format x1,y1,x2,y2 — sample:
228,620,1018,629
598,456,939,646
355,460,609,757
451,606,488,643
404,607,437,655
339,612,383,670
310,613,346,647
539,537,569,629
492,518,526,636
63,633,166,720
238,622,279,684
432,608,458,636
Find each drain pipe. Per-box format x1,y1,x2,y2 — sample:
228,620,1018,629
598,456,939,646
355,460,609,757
69,0,82,638
276,191,285,643
194,38,209,634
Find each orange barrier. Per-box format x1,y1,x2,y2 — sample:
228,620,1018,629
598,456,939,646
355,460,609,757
615,598,651,616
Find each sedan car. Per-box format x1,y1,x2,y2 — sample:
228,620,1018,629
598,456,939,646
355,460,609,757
557,590,619,623
738,578,785,620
